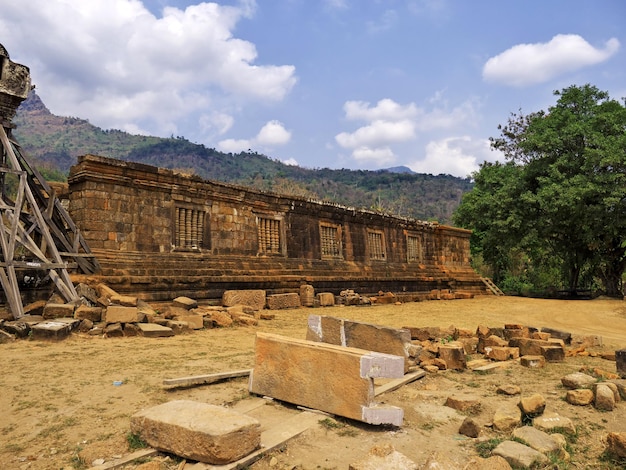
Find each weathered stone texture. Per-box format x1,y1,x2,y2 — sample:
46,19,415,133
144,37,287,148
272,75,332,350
445,395,481,413
74,305,102,322
306,315,411,372
137,323,174,338
520,355,545,368
249,332,404,425
493,403,521,431
533,412,576,434
67,155,489,301
104,305,138,323
130,400,261,464
174,314,204,330
606,432,626,458
512,426,562,455
349,444,417,470
172,296,198,310
493,440,548,469
561,372,597,389
566,389,594,406
43,303,75,319
595,384,616,411
31,321,72,340
222,290,266,310
317,292,335,306
438,343,466,370
518,394,546,417
266,293,301,310
459,417,481,438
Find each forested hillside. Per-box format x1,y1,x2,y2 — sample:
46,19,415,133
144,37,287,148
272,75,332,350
13,92,473,223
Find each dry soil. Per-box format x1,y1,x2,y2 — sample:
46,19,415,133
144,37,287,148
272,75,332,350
2,295,626,469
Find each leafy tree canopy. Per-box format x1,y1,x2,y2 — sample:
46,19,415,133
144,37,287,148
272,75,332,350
455,84,626,297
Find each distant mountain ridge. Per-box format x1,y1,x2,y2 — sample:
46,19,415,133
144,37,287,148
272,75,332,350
13,92,473,223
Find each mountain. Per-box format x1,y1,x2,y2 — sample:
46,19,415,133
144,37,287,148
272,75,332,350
382,166,415,174
13,92,473,223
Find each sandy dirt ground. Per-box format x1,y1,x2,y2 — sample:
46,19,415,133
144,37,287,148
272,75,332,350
2,295,626,469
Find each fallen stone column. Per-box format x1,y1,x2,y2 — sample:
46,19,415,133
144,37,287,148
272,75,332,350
249,332,404,426
306,315,412,372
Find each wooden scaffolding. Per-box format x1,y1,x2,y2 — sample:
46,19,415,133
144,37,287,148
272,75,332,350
0,123,100,318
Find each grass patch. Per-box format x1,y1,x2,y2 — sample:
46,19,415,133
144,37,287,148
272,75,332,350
475,437,504,458
4,442,25,453
599,449,626,468
69,446,87,470
318,417,359,437
126,432,148,450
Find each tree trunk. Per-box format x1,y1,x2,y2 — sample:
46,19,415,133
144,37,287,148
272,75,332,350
599,258,625,298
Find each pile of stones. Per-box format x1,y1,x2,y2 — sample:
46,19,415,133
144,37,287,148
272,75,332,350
402,322,612,372
0,285,276,342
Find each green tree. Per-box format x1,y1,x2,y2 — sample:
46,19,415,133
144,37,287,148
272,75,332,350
456,84,626,296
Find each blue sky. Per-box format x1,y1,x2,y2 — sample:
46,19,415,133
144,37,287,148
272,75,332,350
1,0,624,177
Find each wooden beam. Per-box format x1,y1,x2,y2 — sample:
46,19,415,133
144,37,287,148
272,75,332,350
163,369,252,387
87,448,159,470
374,369,426,396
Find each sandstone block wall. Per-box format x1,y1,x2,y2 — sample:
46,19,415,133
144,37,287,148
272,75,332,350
67,155,487,300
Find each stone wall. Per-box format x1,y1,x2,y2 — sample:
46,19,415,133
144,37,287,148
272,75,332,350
68,154,487,301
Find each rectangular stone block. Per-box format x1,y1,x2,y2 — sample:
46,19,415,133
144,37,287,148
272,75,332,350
540,327,571,344
438,343,467,370
540,345,565,362
249,332,404,425
266,293,301,310
222,290,266,310
486,346,520,361
317,292,335,306
175,314,204,329
110,294,138,307
300,284,315,307
74,305,102,322
137,323,174,337
96,283,120,300
31,321,72,340
104,305,139,323
520,355,546,368
130,400,260,464
173,296,198,310
306,315,412,372
43,303,75,319
508,338,553,356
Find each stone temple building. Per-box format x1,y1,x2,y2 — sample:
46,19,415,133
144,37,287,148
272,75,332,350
67,154,487,301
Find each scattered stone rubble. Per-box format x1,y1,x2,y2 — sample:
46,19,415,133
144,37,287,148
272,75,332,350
4,282,626,468
0,285,473,342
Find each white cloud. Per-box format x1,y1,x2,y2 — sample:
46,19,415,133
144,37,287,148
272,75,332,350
0,0,296,140
217,138,252,154
352,146,396,166
199,112,235,138
335,120,415,149
282,158,299,166
415,99,480,131
344,98,418,121
408,136,499,178
483,34,620,87
336,94,482,169
256,120,291,146
217,120,291,153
